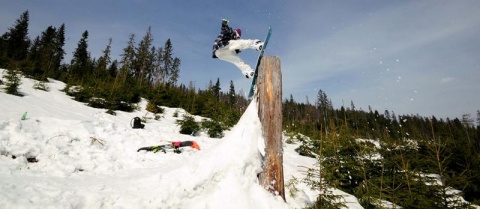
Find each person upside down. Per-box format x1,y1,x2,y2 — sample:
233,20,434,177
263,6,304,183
212,19,264,79
172,141,201,153
137,140,201,154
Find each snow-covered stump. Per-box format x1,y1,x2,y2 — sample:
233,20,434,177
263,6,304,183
256,56,285,201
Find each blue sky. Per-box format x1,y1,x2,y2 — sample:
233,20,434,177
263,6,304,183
2,0,480,120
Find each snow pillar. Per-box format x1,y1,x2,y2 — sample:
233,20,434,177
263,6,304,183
257,56,285,201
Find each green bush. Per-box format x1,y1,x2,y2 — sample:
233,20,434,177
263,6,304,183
176,114,200,135
201,119,224,138
106,109,116,115
146,101,164,114
3,68,23,96
88,97,108,108
33,81,50,91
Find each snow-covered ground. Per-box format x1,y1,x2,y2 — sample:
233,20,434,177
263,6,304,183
0,70,363,209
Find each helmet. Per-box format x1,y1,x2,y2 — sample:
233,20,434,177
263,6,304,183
235,28,242,37
222,19,229,25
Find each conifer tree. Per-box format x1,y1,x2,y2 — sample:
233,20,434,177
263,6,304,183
91,38,113,94
316,89,333,132
168,57,180,86
228,80,236,107
95,38,112,77
119,34,136,81
110,34,137,106
5,10,30,62
160,39,173,84
34,26,57,79
0,35,7,66
212,78,221,101
135,27,154,84
52,24,66,78
151,39,180,86
70,30,92,81
477,110,480,128
2,68,22,96
27,36,41,75
152,46,164,85
108,60,118,78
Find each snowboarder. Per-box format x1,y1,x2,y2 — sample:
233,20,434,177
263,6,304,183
212,19,264,79
137,140,201,154
172,140,201,153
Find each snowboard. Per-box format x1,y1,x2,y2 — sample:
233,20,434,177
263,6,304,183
248,26,272,100
137,144,182,154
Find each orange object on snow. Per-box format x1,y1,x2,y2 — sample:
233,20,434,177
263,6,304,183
191,141,201,150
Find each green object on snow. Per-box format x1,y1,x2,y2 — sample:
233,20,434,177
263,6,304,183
21,111,27,120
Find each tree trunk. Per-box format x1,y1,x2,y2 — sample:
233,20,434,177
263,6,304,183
257,56,285,200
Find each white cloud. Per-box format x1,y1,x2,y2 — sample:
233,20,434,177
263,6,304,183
280,1,480,118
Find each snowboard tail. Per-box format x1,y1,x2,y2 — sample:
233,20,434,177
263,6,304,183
248,26,272,100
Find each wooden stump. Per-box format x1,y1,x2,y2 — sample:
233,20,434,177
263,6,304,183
256,56,285,200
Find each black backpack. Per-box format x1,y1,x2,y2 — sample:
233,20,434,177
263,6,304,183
131,117,145,129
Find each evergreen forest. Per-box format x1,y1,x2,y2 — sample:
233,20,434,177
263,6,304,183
2,11,480,208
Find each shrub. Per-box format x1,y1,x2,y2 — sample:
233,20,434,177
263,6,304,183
88,97,108,108
33,81,49,91
201,119,225,138
3,68,23,96
176,114,200,135
146,101,164,114
106,109,116,115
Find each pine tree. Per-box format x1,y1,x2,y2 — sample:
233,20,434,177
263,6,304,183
52,24,66,78
304,121,349,208
228,80,236,107
135,27,154,84
95,38,112,78
119,34,136,80
160,39,173,84
212,78,221,101
27,36,41,75
461,113,474,128
33,26,57,79
108,60,118,78
477,110,480,128
152,46,164,85
70,30,92,81
316,89,333,132
91,38,113,94
109,34,136,104
168,57,180,86
5,10,30,62
2,68,22,96
0,34,7,66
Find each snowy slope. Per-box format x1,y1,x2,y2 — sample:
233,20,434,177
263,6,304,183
0,70,363,209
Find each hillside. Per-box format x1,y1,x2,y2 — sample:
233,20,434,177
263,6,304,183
0,70,363,208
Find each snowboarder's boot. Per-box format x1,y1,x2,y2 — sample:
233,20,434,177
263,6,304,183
253,40,263,51
244,71,254,79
